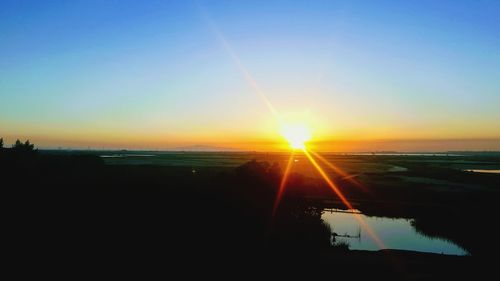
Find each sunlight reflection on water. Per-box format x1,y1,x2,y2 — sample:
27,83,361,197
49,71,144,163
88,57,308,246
465,169,500,174
322,211,468,256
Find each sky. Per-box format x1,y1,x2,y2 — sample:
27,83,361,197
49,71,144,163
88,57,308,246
1,0,499,151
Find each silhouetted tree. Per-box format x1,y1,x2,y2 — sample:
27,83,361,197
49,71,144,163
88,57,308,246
12,139,36,153
0,138,3,149
0,139,38,168
14,139,22,148
24,140,34,151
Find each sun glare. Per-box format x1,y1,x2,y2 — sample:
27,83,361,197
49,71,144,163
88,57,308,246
280,123,311,149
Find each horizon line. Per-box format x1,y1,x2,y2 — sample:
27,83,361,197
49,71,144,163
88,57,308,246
32,147,500,154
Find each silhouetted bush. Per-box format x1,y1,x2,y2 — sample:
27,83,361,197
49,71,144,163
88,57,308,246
332,240,350,252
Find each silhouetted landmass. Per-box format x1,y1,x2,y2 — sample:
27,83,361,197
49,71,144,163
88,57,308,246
3,140,498,278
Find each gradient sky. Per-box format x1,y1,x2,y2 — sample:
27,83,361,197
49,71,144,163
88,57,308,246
1,0,499,151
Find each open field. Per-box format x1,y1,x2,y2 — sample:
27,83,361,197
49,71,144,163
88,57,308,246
3,149,499,278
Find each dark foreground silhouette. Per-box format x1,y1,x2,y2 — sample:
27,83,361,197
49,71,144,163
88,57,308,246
2,143,497,279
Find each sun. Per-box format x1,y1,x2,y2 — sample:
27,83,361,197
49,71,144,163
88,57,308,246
280,123,312,150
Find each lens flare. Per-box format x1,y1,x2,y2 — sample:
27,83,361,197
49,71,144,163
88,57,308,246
303,148,386,249
310,150,371,193
271,151,295,220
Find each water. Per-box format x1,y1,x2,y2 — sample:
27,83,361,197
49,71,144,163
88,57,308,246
346,153,464,156
100,154,156,158
322,211,468,256
465,169,500,174
388,165,408,172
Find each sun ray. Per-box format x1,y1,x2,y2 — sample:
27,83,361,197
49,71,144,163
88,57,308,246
271,151,295,220
198,5,281,121
303,148,354,209
310,150,371,193
303,148,386,249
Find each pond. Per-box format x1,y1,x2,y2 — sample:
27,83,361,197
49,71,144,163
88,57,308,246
322,210,468,256
100,154,156,158
464,169,500,174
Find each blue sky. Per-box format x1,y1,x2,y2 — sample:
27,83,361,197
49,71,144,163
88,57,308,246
1,0,499,150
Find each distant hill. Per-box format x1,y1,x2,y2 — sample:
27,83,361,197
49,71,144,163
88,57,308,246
172,145,242,152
